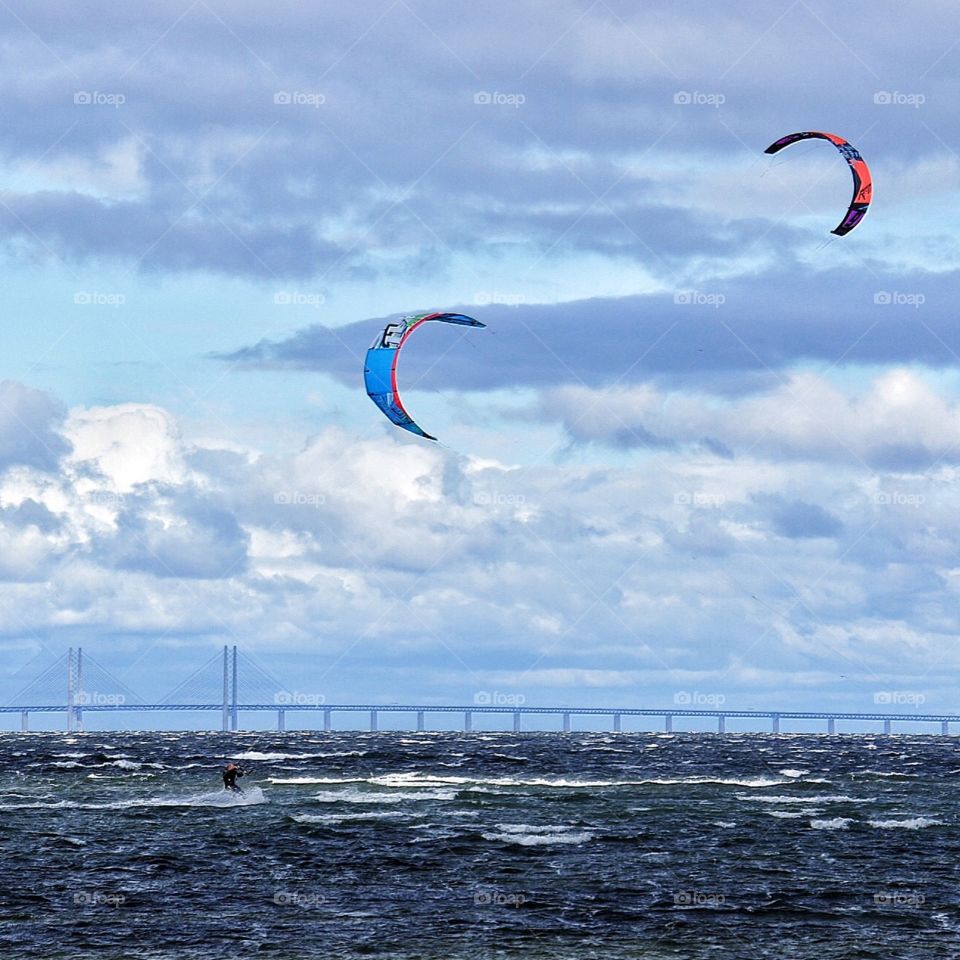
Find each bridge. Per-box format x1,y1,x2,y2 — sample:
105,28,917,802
1,647,956,735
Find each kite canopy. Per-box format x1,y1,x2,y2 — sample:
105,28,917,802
363,312,486,441
764,131,872,236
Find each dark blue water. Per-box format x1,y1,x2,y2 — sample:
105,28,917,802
1,732,957,958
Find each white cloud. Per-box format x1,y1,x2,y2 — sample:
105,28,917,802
545,368,960,468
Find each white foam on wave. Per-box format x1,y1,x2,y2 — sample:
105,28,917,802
482,823,594,846
293,810,416,824
778,769,809,778
231,750,366,762
0,787,268,811
365,771,792,790
739,794,865,805
312,787,458,805
867,817,943,830
810,817,853,830
152,786,268,808
859,770,919,779
269,776,363,785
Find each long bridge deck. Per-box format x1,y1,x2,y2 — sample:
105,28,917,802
2,703,957,734
4,647,953,733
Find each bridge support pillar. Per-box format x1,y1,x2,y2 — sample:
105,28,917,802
883,719,891,735
464,711,472,733
513,711,521,733
221,645,229,732
613,713,621,733
323,708,331,732
563,712,570,733
942,721,950,735
370,710,378,733
664,714,672,733
21,711,28,732
417,711,425,732
772,714,780,734
717,715,725,734
277,709,285,732
827,718,836,734
230,646,238,732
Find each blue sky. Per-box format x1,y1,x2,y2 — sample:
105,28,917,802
1,1,960,726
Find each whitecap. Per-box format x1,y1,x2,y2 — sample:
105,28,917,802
293,811,413,824
810,817,853,830
867,817,943,830
482,827,593,846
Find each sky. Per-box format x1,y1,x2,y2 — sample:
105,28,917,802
1,0,960,728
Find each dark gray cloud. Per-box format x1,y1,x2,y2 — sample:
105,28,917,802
219,266,960,392
0,1,955,278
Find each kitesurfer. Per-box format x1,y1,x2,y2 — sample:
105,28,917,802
222,762,245,793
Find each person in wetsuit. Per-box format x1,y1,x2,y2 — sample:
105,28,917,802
222,762,245,793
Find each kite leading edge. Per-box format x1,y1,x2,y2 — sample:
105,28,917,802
363,312,486,441
764,131,872,236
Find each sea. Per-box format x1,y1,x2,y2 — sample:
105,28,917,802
0,731,957,959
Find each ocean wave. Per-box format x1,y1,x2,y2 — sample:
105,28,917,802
312,787,458,805
739,794,865,805
809,817,854,830
0,787,268,811
366,772,793,790
482,824,594,846
269,776,363,785
867,817,943,830
229,750,366,762
292,810,415,824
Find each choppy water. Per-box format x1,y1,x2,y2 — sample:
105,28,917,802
1,732,958,958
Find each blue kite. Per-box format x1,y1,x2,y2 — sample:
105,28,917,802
363,312,486,441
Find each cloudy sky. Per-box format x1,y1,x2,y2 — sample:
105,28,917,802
1,1,959,727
